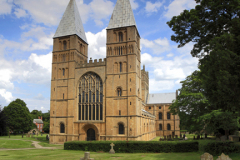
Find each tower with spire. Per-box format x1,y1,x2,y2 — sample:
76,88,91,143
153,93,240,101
49,0,180,144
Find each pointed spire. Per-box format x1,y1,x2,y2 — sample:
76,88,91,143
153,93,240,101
54,0,88,44
107,0,137,29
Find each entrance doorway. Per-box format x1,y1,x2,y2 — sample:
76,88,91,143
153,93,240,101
87,128,95,141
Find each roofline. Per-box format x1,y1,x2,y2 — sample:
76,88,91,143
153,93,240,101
53,34,89,45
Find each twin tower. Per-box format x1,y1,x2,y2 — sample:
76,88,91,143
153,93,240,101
49,0,155,144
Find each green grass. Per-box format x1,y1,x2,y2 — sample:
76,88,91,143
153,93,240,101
0,149,240,160
0,140,34,149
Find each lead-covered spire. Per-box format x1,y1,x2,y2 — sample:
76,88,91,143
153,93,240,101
54,0,88,44
107,0,137,30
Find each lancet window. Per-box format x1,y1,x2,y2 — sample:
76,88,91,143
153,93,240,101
78,72,103,121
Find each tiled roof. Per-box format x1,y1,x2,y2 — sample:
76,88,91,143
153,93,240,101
107,0,137,29
53,0,88,44
147,92,176,104
33,119,43,124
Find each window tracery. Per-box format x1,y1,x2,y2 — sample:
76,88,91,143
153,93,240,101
78,72,103,121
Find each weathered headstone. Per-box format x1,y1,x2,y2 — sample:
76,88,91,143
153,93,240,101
180,134,182,138
216,153,232,160
109,143,115,154
201,152,213,160
80,152,94,160
220,136,227,141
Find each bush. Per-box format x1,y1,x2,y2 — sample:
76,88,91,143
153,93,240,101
202,141,240,156
64,141,198,153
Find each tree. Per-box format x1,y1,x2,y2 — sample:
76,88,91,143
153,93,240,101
30,110,42,119
167,0,240,115
3,99,33,134
43,121,49,133
169,70,210,134
0,105,8,136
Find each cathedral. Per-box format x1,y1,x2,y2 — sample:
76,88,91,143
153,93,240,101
49,0,180,144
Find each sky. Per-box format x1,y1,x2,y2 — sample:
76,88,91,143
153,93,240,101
0,0,199,113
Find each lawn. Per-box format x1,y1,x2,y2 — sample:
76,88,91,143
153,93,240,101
0,139,34,149
1,134,240,160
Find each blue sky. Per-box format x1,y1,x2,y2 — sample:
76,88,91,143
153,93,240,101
0,0,199,112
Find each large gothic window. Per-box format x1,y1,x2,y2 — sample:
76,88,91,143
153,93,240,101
78,72,103,121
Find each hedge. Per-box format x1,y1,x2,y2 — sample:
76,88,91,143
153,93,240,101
64,141,198,153
201,141,240,156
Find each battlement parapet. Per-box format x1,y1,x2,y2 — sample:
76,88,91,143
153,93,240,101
76,58,106,68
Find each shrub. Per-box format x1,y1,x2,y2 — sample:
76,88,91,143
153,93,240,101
64,141,198,153
202,141,240,156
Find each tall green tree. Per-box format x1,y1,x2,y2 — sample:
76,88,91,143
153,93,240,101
0,105,8,136
30,110,42,119
3,99,33,134
169,70,210,134
167,0,240,116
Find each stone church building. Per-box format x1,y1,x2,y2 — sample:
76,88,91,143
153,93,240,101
49,0,180,144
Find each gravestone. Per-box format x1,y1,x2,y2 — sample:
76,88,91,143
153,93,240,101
169,135,171,139
216,153,232,160
164,136,166,140
46,135,49,140
180,134,182,138
175,135,178,139
201,152,213,160
80,152,94,160
109,143,115,154
197,135,200,140
220,136,227,141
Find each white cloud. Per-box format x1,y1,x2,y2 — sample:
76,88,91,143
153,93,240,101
149,79,175,92
167,53,174,57
0,89,13,104
89,0,114,26
14,8,28,18
141,37,170,54
130,0,139,10
145,1,163,13
164,0,197,19
86,28,106,60
0,0,13,15
14,0,114,26
34,93,45,100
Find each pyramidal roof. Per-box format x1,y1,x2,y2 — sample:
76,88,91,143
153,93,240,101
107,0,137,30
53,0,88,44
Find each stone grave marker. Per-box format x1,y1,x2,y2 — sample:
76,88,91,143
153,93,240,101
216,153,232,160
109,143,115,154
80,152,94,160
201,152,213,160
180,134,182,138
220,136,227,141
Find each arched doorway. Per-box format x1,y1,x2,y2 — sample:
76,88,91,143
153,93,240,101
87,128,95,141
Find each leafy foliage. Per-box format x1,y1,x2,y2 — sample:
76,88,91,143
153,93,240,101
0,105,8,136
3,99,33,134
169,70,209,133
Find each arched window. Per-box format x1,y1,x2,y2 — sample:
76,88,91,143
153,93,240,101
120,62,122,72
119,32,123,42
159,124,162,130
78,72,103,121
63,41,67,50
119,123,124,134
63,68,65,76
167,124,171,130
167,112,171,119
60,123,65,133
117,88,122,96
159,112,162,120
